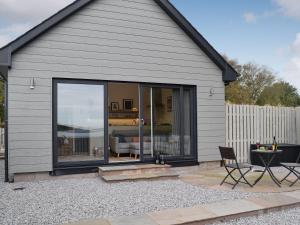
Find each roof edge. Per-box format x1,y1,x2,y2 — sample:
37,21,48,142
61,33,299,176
0,0,237,83
0,0,94,67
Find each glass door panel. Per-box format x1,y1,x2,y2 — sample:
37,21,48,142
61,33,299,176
107,82,140,162
183,88,192,156
56,83,105,163
152,87,181,157
141,86,153,158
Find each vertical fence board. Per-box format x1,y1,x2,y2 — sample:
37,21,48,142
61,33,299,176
225,104,297,162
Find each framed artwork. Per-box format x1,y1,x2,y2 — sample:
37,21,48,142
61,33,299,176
123,99,133,111
167,96,172,112
111,102,119,112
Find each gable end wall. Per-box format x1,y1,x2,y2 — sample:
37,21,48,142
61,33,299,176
7,0,224,174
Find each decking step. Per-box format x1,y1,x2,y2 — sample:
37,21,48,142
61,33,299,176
101,172,179,182
98,164,179,182
98,164,171,176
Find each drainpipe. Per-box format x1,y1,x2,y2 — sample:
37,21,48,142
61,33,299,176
0,67,8,182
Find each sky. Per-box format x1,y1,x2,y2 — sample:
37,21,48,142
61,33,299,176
0,0,299,90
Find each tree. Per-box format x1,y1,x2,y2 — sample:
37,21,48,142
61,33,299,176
240,63,275,103
257,81,300,107
224,56,276,105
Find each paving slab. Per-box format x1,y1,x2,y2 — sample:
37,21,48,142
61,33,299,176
109,215,157,225
203,199,262,217
249,193,300,208
63,219,110,225
63,190,300,225
148,206,216,225
280,190,300,200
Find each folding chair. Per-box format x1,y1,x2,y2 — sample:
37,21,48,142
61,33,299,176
280,152,300,187
219,146,253,189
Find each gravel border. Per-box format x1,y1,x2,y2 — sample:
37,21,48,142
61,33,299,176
211,207,300,225
0,160,265,225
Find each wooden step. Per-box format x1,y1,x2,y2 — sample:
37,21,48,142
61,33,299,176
101,172,179,182
98,164,171,176
98,164,179,182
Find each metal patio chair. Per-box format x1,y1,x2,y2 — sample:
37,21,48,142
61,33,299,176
280,152,300,187
219,146,253,189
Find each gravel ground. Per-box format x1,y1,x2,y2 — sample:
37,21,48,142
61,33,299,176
0,160,262,225
211,207,300,225
0,160,298,225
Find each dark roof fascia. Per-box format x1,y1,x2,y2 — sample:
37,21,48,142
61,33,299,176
154,0,237,82
0,66,8,80
0,0,237,82
0,0,94,67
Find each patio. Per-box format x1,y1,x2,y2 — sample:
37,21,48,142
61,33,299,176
175,165,300,193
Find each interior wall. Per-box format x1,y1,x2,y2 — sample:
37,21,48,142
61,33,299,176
108,83,139,111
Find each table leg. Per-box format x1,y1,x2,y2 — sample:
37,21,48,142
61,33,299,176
253,167,267,185
267,167,281,187
253,154,281,187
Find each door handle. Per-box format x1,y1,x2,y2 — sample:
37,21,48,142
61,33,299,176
140,118,145,125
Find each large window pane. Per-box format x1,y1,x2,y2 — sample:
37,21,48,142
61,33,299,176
183,89,191,156
108,82,140,162
57,83,104,162
153,87,181,157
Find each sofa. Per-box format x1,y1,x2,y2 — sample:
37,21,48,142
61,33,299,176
109,126,191,158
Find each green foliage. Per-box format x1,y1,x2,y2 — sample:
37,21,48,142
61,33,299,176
257,81,300,107
224,56,300,107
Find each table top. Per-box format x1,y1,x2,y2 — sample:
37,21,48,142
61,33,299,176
251,144,300,148
252,149,283,154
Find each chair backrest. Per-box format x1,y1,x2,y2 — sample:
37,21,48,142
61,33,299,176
219,146,236,161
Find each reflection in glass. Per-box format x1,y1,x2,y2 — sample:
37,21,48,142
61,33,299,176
57,83,104,162
153,87,181,157
183,89,191,156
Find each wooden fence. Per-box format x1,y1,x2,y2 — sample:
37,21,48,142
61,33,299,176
226,104,297,163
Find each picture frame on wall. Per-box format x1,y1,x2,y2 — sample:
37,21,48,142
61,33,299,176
111,102,119,112
123,99,133,111
167,96,172,112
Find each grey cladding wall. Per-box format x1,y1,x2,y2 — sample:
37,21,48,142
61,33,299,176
8,0,225,174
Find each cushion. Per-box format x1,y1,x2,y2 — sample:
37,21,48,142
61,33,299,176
132,137,139,142
116,134,126,143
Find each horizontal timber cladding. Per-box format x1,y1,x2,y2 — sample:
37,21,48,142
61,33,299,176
8,0,225,173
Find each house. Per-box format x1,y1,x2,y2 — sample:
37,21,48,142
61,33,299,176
0,0,237,182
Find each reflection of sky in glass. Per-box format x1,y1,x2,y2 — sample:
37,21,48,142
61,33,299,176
57,83,104,130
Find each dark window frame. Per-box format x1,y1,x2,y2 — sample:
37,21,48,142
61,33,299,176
52,78,197,171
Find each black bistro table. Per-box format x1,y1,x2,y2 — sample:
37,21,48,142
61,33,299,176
252,150,283,187
251,144,300,167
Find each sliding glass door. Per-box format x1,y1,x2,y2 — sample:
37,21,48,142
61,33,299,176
53,79,196,169
141,85,195,161
53,80,107,167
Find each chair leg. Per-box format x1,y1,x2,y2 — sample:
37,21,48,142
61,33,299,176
238,168,253,188
220,168,235,186
281,167,294,183
289,170,300,187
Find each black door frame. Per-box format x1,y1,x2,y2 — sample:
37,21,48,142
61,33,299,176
52,78,197,171
139,83,198,162
52,78,108,169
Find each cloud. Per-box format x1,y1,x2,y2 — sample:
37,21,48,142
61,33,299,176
0,0,74,22
243,12,257,23
274,0,300,20
0,23,32,47
281,33,300,91
0,0,74,47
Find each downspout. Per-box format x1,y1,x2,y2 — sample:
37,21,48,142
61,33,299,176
0,67,8,182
